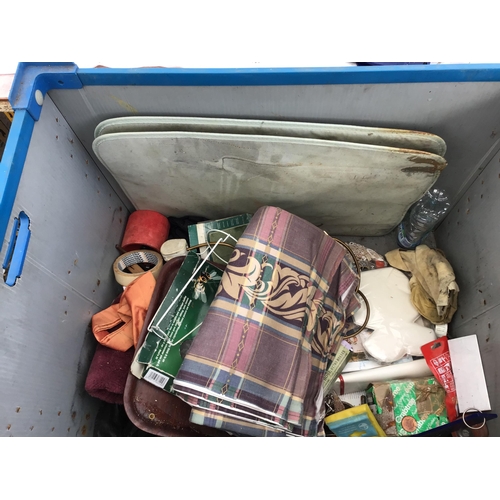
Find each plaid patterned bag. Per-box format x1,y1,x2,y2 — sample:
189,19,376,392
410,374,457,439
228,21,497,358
173,206,360,436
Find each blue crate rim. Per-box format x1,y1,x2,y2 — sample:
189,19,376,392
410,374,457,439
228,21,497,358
10,63,500,118
4,62,500,258
77,63,500,87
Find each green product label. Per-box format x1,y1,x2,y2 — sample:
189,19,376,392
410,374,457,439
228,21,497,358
188,213,253,265
322,343,352,394
137,251,224,392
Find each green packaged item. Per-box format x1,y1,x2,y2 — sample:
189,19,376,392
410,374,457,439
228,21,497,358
367,377,448,436
188,213,253,265
134,251,224,392
322,340,353,395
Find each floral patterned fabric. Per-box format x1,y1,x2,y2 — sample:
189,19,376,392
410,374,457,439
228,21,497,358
172,206,360,436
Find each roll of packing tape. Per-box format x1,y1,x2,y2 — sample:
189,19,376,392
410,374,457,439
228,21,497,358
121,210,170,253
113,250,163,286
161,239,188,261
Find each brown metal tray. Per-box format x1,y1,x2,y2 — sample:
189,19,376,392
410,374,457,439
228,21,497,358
123,256,227,437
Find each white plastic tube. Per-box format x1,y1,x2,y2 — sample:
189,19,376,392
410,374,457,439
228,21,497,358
334,359,432,395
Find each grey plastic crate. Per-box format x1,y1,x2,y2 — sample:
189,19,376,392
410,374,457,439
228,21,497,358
1,63,499,436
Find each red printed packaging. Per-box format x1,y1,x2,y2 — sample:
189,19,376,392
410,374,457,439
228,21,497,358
421,337,458,422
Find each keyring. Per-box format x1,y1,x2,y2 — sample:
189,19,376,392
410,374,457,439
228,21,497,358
462,408,486,430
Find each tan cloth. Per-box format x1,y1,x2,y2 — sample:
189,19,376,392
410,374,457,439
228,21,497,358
385,245,459,325
92,272,156,351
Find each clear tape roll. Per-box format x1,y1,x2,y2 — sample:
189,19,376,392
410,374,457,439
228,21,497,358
113,250,163,286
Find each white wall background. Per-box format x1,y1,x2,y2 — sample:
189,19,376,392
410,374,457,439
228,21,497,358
1,1,497,75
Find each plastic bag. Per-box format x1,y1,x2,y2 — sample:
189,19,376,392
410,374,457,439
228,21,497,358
347,242,388,271
421,337,458,422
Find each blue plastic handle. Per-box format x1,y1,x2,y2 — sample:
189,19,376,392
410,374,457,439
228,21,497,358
2,211,31,286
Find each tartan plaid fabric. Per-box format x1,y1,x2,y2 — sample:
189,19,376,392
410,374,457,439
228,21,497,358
173,206,359,436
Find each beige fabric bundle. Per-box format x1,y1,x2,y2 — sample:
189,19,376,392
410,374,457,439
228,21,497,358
385,245,459,324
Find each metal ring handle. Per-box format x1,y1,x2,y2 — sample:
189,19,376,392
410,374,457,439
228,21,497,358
332,238,370,339
462,408,486,430
333,238,361,282
340,290,370,339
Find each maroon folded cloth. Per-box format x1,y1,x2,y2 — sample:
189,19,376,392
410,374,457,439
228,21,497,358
85,343,135,405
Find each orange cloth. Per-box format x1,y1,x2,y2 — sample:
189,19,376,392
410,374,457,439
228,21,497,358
92,272,156,352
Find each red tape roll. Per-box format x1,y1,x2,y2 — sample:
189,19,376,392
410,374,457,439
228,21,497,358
121,210,170,253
